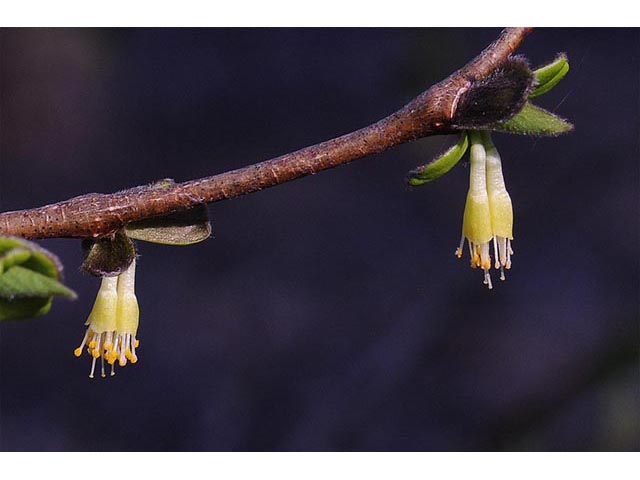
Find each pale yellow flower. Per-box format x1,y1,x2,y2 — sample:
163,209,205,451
74,259,140,378
456,131,514,288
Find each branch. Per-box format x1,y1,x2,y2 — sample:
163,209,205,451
0,28,532,240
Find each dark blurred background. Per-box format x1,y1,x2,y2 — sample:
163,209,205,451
0,28,638,451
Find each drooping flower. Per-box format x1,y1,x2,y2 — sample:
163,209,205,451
455,131,494,288
74,258,140,378
455,131,514,288
483,131,514,280
114,258,140,368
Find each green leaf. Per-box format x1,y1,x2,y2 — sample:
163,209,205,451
492,103,573,136
0,236,76,321
0,247,31,274
0,236,63,278
530,54,569,99
0,266,76,299
125,204,212,245
408,132,469,186
82,230,136,277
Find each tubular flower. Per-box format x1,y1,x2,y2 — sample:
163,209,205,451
74,258,140,378
455,131,514,289
483,131,514,280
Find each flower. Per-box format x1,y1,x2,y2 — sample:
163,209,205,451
455,131,514,288
74,258,140,378
483,132,514,280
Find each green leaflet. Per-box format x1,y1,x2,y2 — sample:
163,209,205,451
0,266,76,299
0,236,76,321
0,247,31,274
492,103,573,136
530,54,569,99
125,204,212,246
408,132,469,186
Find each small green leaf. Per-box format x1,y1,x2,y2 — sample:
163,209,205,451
492,103,573,136
0,266,76,299
530,54,569,98
408,132,469,186
0,236,76,321
0,247,31,274
125,205,212,245
82,230,136,277
0,236,63,278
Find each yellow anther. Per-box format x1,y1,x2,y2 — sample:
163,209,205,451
89,340,97,349
104,342,113,351
119,358,127,367
125,349,132,360
92,349,101,359
73,347,83,357
130,355,138,364
134,340,140,348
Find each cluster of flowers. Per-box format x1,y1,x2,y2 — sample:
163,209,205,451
74,259,140,378
455,131,514,289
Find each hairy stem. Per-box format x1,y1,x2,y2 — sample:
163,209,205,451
0,28,531,240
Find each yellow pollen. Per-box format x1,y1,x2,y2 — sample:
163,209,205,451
92,349,101,359
89,340,97,349
119,358,127,367
130,355,138,364
104,342,113,351
73,347,83,357
134,340,140,348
